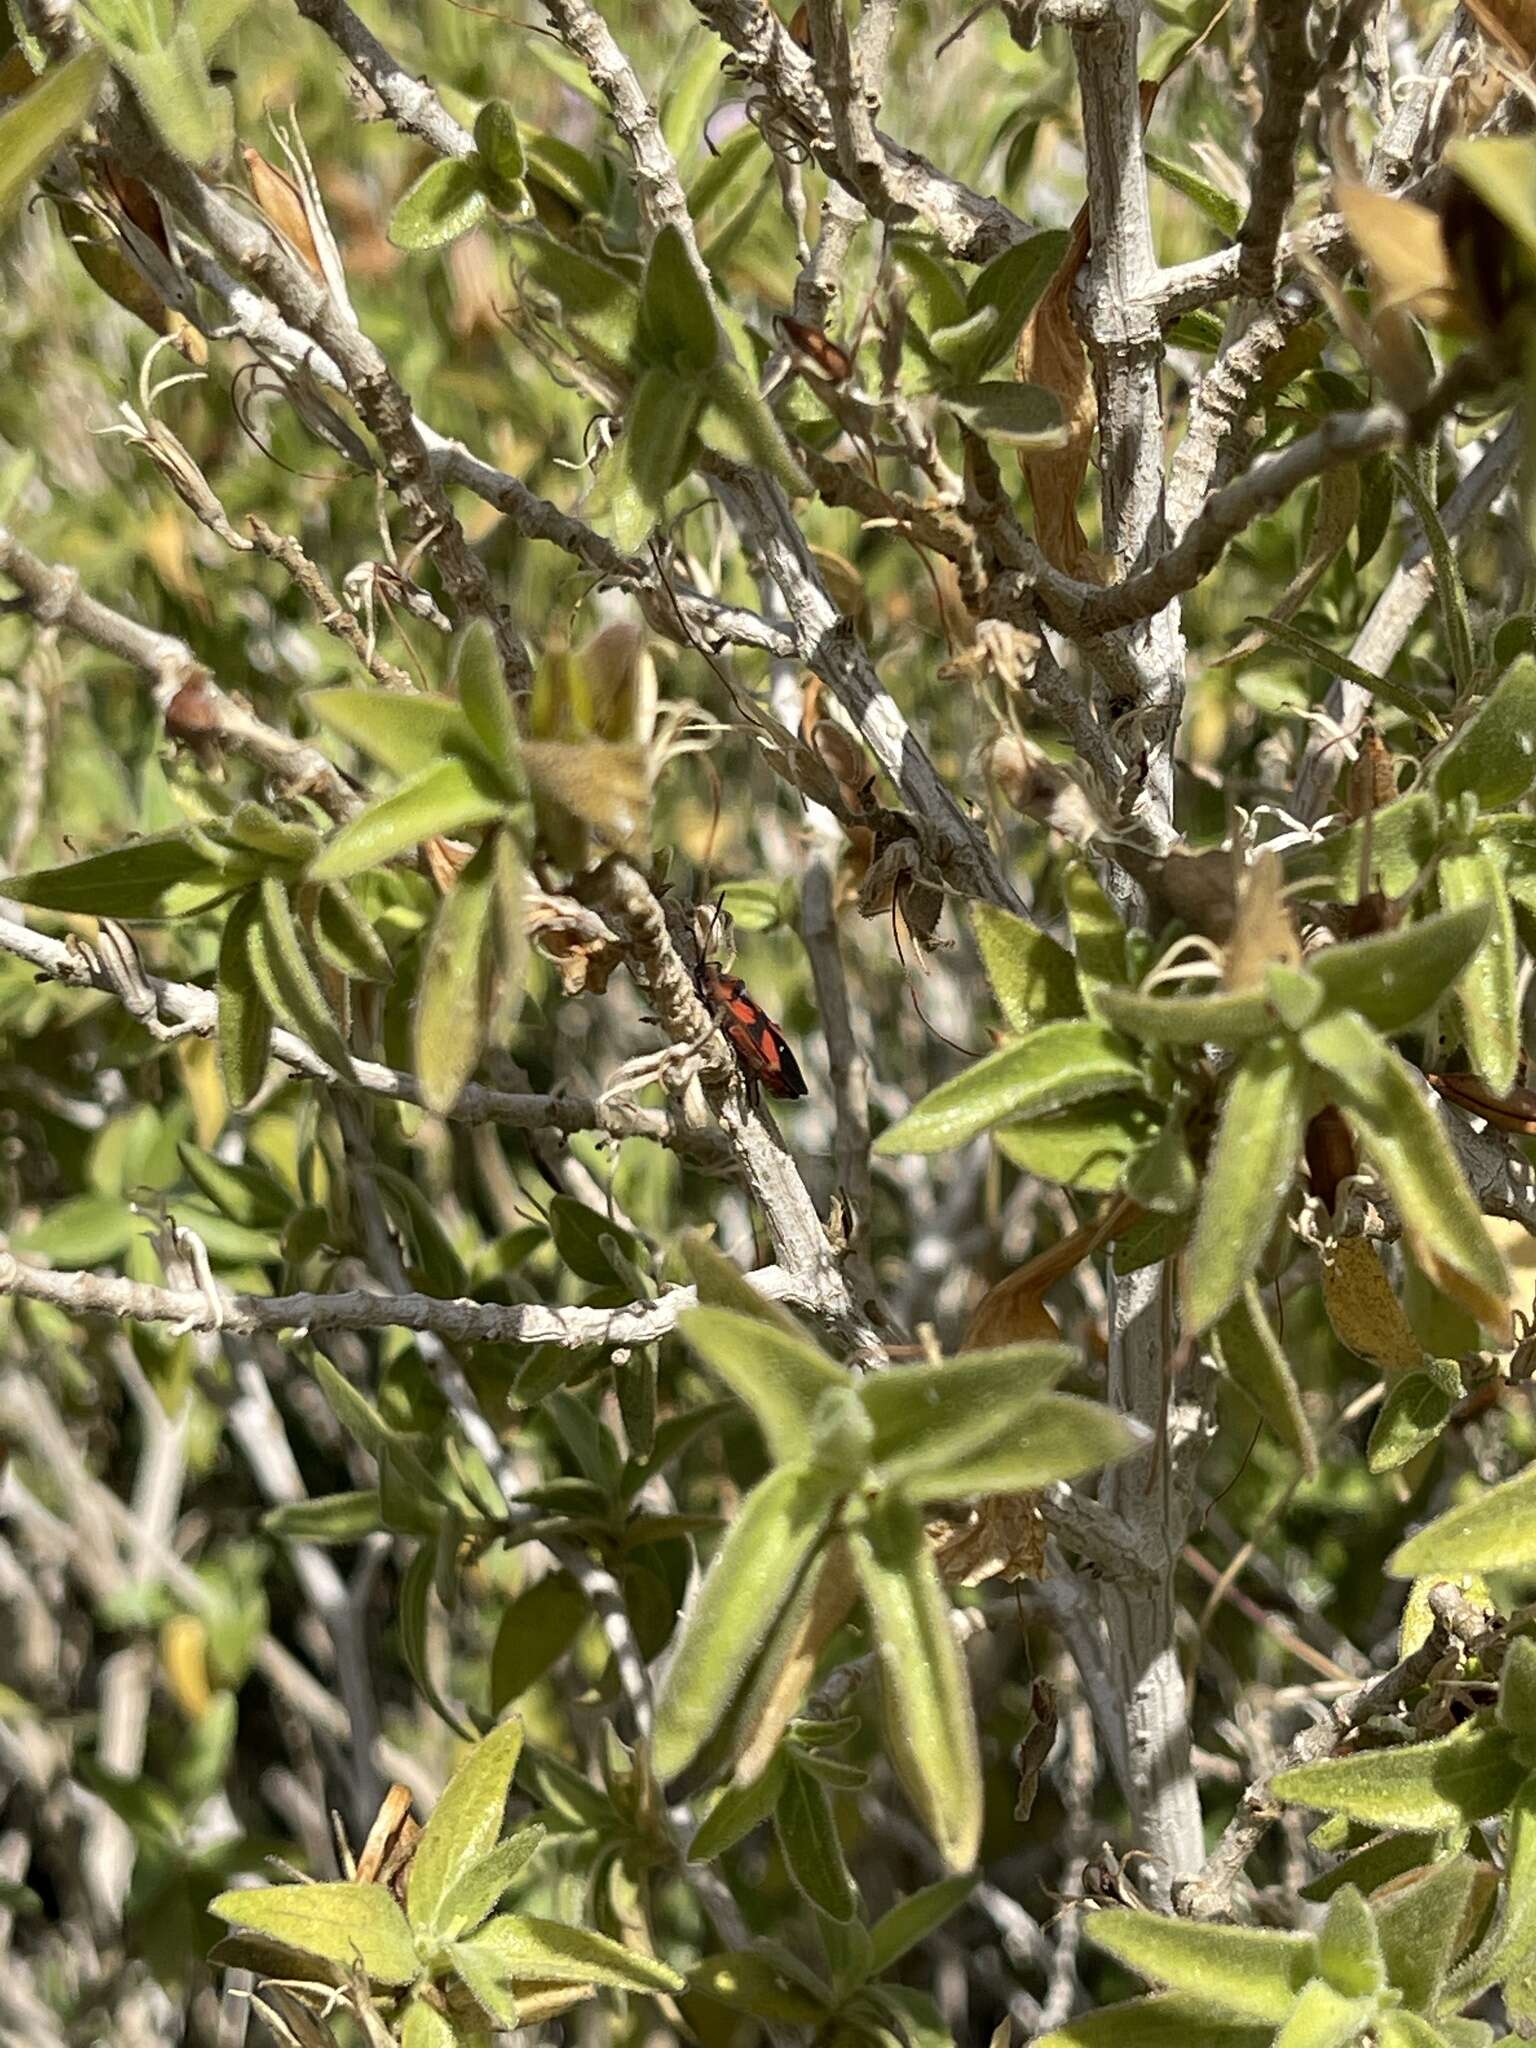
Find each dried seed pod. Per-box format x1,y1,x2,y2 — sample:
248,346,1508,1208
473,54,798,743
775,313,854,384
1346,722,1398,821
243,144,325,279
1304,1103,1357,1216
1320,1233,1424,1371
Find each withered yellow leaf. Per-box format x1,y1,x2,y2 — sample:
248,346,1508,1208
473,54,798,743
1338,180,1459,324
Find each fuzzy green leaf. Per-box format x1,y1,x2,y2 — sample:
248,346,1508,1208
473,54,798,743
208,1882,419,1985
1301,1009,1510,1337
1273,1719,1525,1831
1439,847,1519,1095
774,1760,856,1922
876,1021,1142,1156
216,890,272,1107
390,158,490,250
970,903,1080,1032
1307,903,1490,1036
653,1462,842,1781
678,1306,847,1463
849,1493,981,1872
415,837,498,1114
1212,1285,1318,1474
408,1717,526,1939
307,688,465,778
309,755,508,883
454,1911,683,1992
1085,1910,1316,2023
1185,1036,1306,1333
689,1751,791,1863
1391,1459,1536,1576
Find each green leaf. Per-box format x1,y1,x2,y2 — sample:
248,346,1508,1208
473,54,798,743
409,1712,528,1933
474,97,525,190
1212,1285,1318,1475
307,688,465,778
453,620,521,785
390,157,490,250
697,355,810,494
1245,617,1445,738
1390,1458,1536,1576
452,1911,683,1993
1501,1641,1536,1736
435,1823,545,1940
952,229,1068,377
624,364,707,512
1446,134,1536,256
689,1949,831,2022
1372,1855,1487,2014
1,831,252,919
1397,456,1476,699
1096,983,1276,1048
222,803,320,865
774,1759,856,1921
400,1996,462,2048
250,878,356,1080
677,1231,810,1336
505,225,643,380
860,1342,1073,1478
689,1751,791,1862
313,881,392,984
970,902,1080,1032
262,1490,383,1543
490,1573,588,1710
1285,792,1441,904
400,1542,473,1740
1366,1358,1461,1474
1433,654,1536,808
1032,1995,1276,2047
308,755,507,882
1271,1979,1376,2048
849,1493,981,1872
1439,847,1519,1094
1065,860,1129,1013
1317,1885,1384,2000
1146,151,1243,234
1185,1036,1306,1333
1273,1718,1526,1831
1301,1009,1511,1337
867,1875,976,1976
678,1306,847,1462
1085,1910,1315,2023
637,220,720,372
0,48,106,226
876,1021,1142,1155
903,1391,1141,1500
943,379,1065,446
112,15,232,162
995,1095,1161,1192
415,836,498,1114
208,1882,420,1985
1307,903,1490,1036
217,891,272,1108
1481,1768,1536,2018
652,1461,842,1780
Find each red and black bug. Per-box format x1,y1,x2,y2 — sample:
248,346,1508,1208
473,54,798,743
693,902,808,1103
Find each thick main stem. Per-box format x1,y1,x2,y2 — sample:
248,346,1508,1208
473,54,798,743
1070,0,1203,1893
1097,1262,1204,1895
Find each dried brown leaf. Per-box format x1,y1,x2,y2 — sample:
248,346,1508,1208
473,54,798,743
1223,851,1301,991
928,1494,1047,1586
1014,207,1107,581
